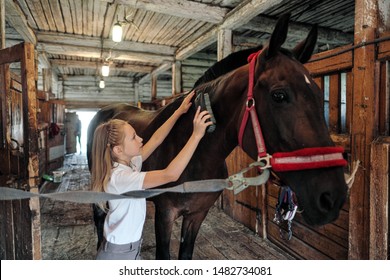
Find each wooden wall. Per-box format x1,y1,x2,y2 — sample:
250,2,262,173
0,43,41,260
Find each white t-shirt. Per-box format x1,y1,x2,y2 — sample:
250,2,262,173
104,155,146,244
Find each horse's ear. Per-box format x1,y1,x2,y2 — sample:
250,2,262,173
265,13,291,59
292,24,318,63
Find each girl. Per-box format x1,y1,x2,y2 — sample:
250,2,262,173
90,91,212,260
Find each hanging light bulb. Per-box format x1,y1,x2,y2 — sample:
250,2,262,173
101,63,110,77
99,79,105,89
112,22,123,43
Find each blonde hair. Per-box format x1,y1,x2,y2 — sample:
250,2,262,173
90,119,128,209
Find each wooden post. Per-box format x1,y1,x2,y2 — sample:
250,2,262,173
134,80,139,104
42,68,52,93
349,0,378,259
21,43,41,259
369,139,389,259
172,61,182,95
0,0,5,49
217,29,232,61
151,74,157,100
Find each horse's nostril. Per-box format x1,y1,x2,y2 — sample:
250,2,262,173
319,192,334,212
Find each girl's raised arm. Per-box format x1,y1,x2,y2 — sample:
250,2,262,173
141,91,195,161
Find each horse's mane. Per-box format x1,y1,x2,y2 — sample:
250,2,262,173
193,45,263,88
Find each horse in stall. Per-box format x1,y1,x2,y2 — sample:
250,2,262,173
87,13,347,260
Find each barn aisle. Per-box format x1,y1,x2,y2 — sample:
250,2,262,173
40,153,294,260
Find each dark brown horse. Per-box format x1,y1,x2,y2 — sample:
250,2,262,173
87,14,347,260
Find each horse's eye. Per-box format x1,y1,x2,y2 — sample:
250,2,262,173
271,90,289,103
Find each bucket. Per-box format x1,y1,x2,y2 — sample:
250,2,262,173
52,171,64,183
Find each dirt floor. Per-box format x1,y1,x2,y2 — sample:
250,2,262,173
40,153,294,260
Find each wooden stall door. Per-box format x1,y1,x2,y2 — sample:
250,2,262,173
0,43,41,260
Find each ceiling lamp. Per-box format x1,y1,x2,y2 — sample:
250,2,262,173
101,63,110,77
112,22,123,43
111,11,139,43
99,79,105,89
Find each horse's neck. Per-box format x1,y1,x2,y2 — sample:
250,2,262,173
141,99,181,141
196,67,249,159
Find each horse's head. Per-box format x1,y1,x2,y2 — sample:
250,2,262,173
240,14,347,226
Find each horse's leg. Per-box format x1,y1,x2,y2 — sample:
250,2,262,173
178,210,209,260
154,205,178,260
92,204,106,250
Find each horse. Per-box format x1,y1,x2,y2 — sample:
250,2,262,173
87,13,347,260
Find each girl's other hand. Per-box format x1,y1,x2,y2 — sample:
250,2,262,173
192,106,213,139
176,91,195,115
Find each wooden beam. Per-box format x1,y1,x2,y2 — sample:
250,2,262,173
51,59,153,73
139,62,171,84
151,75,157,100
4,0,36,45
305,45,353,76
37,51,51,70
349,0,378,260
37,42,173,64
243,15,353,46
221,0,284,29
36,31,176,56
175,28,218,61
115,0,229,23
218,29,232,61
172,61,182,95
63,75,134,83
175,0,284,60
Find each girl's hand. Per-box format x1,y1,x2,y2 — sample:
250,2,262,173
192,106,213,139
176,91,195,115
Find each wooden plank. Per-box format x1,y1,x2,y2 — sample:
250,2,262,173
115,0,229,24
243,15,353,46
51,59,153,73
0,42,24,64
0,0,4,48
84,0,94,36
345,71,353,136
172,61,182,95
328,74,341,133
267,221,329,259
305,45,353,76
267,207,348,259
37,41,172,64
0,64,10,151
176,0,284,60
378,62,389,135
40,0,57,31
369,140,389,259
349,0,378,260
217,29,232,61
4,0,37,44
59,0,73,34
378,33,390,61
0,200,15,259
69,0,83,34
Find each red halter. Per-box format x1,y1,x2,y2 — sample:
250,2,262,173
238,50,347,172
